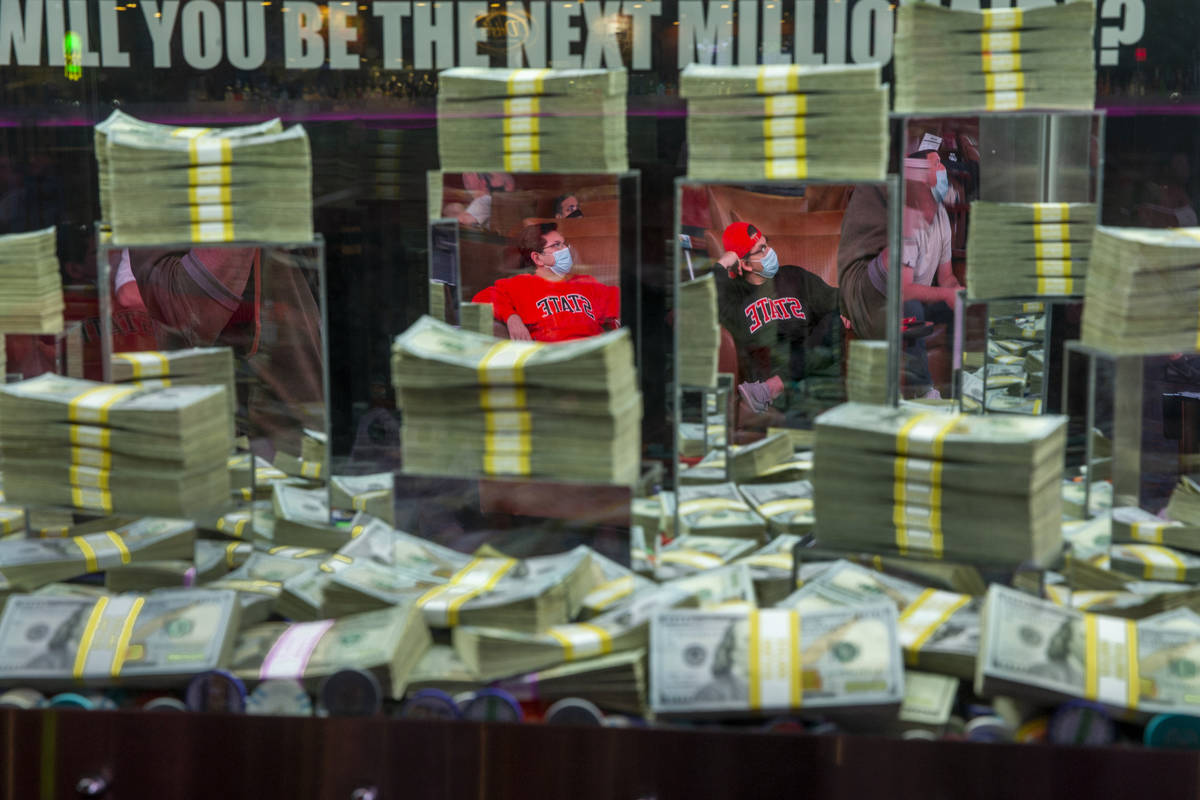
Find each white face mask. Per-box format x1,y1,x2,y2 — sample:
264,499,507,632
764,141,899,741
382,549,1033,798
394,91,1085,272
548,246,573,276
757,247,780,278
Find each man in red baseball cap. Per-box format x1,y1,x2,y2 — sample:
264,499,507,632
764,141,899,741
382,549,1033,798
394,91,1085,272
714,221,842,424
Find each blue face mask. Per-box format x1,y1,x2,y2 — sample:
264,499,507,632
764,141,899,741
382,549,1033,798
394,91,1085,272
932,169,950,205
757,247,780,279
549,246,573,276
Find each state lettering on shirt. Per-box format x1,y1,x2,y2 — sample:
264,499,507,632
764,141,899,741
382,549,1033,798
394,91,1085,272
536,293,595,320
745,296,806,334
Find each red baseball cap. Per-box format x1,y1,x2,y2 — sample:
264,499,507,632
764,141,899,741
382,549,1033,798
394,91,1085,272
722,222,764,259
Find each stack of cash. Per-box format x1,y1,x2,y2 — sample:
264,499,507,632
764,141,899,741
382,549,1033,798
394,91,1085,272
1111,506,1200,553
1082,226,1200,354
93,111,283,223
452,563,757,678
678,273,721,388
0,517,194,590
0,226,64,334
654,535,755,581
229,602,432,698
1167,476,1200,525
391,316,641,485
95,111,312,245
966,202,1097,299
273,429,327,481
459,302,495,336
812,403,1066,566
846,340,889,404
649,602,904,717
0,375,232,517
780,559,981,679
111,347,236,432
893,1,1097,114
329,473,395,525
437,68,628,173
976,584,1200,715
0,588,240,688
680,64,887,182
737,481,815,537
676,483,767,541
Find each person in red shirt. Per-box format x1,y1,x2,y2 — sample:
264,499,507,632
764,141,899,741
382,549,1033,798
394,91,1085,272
473,222,619,342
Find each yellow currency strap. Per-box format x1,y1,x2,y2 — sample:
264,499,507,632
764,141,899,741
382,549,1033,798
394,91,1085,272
764,158,807,181
70,424,111,449
504,151,540,172
763,114,807,139
985,72,1025,93
892,414,958,558
659,549,724,569
677,497,749,515
1126,545,1187,581
74,536,99,572
352,489,391,511
109,596,145,677
106,531,130,565
506,67,551,95
68,385,139,424
763,137,807,160
225,541,241,567
584,575,634,610
503,116,539,136
1083,615,1140,709
72,597,110,680
755,65,800,94
981,7,1022,30
477,341,541,476
547,622,613,661
445,558,516,625
188,138,234,241
984,88,1024,112
70,447,111,469
898,589,970,666
504,96,540,116
763,94,807,117
300,461,322,479
756,498,813,518
350,524,365,539
981,50,1021,74
171,126,213,138
1130,521,1165,544
113,351,170,379
70,487,112,512
216,516,249,539
1171,228,1200,348
1033,203,1070,223
502,134,538,154
69,465,110,490
746,610,803,710
744,553,792,570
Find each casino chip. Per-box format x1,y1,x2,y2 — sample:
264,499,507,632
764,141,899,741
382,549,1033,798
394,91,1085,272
246,679,313,717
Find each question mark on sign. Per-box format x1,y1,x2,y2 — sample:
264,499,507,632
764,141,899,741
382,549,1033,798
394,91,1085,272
1098,0,1145,66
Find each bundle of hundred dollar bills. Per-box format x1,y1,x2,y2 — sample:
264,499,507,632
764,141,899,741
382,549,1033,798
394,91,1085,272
0,374,232,517
94,110,313,245
812,403,1066,566
391,316,641,484
1081,226,1200,355
0,226,64,334
893,0,1097,114
437,67,628,173
680,64,887,182
966,202,1097,300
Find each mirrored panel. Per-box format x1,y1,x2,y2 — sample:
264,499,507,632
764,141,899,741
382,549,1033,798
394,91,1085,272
895,112,1105,416
97,238,329,524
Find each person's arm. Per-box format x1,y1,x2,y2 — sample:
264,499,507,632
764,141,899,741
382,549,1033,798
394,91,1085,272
902,265,958,305
128,248,255,345
472,282,530,340
934,208,960,289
